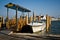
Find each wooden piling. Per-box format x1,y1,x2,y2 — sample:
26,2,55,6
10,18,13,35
33,12,36,22
38,16,41,22
46,15,51,33
0,22,1,28
25,15,28,25
46,15,49,32
34,14,36,21
49,16,51,26
0,16,3,29
18,19,21,31
6,21,10,29
17,16,23,31
29,16,33,23
17,15,29,31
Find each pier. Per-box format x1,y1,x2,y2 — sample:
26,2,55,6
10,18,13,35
0,30,60,40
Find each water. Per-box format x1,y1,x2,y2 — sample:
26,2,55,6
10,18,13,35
49,21,60,35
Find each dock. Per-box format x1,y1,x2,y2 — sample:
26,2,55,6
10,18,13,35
0,30,60,40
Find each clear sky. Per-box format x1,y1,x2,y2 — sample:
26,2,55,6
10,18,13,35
0,0,60,18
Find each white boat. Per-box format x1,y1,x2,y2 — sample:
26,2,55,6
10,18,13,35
28,21,46,32
51,18,59,21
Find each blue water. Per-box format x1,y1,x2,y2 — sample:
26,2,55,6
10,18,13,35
49,21,60,34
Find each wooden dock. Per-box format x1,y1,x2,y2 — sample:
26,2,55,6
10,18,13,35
0,30,60,40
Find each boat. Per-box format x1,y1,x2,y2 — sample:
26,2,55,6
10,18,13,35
28,21,46,32
51,17,59,21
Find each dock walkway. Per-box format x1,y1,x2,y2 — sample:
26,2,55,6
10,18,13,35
0,30,60,40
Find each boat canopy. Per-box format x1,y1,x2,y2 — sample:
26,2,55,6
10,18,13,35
5,3,31,12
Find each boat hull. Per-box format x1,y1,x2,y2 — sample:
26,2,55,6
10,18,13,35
32,24,46,32
28,22,46,32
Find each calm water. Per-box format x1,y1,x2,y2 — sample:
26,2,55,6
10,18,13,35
49,21,60,34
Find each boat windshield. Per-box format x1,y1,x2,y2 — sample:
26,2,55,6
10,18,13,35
32,21,43,23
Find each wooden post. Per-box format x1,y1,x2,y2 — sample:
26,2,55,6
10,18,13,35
6,21,10,29
38,16,41,22
17,16,23,31
0,17,2,30
46,15,51,33
2,17,4,24
33,12,36,21
19,16,23,30
25,15,28,25
46,15,49,33
29,16,32,23
49,16,51,26
34,14,36,21
0,22,1,28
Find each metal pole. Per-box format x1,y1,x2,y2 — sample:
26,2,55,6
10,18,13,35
7,8,9,21
16,6,18,31
22,12,24,19
46,14,47,33
28,12,29,23
32,11,34,24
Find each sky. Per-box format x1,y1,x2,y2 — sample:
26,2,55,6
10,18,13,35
0,0,60,19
